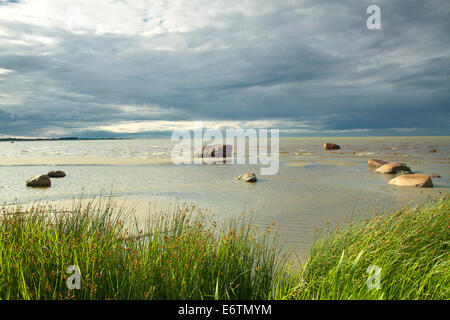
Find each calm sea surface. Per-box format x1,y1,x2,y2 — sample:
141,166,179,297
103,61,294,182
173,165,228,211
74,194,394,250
1,137,449,261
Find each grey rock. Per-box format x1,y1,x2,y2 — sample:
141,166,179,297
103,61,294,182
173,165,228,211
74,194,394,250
237,172,257,183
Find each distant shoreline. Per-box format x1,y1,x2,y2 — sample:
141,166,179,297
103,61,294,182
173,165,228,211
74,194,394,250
0,137,129,142
1,136,449,142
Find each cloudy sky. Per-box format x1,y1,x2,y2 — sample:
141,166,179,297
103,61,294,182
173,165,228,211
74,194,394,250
0,0,449,138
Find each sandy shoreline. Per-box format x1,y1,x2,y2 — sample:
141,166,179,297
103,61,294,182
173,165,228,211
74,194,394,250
0,156,174,166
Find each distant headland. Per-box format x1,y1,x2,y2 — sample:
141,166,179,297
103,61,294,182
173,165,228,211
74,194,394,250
0,137,129,142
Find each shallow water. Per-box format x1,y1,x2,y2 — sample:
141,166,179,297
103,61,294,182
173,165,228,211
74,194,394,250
1,137,449,261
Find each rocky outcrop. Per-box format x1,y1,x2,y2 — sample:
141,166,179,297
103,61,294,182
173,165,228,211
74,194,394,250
195,144,232,158
375,163,411,174
47,170,66,178
388,174,433,188
236,172,257,183
26,174,51,187
323,143,340,150
368,159,388,169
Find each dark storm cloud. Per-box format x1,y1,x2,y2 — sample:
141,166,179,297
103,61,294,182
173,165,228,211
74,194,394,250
0,0,449,137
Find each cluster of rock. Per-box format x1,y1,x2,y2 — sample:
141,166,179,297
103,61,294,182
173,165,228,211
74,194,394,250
368,159,433,188
26,170,66,188
193,144,257,183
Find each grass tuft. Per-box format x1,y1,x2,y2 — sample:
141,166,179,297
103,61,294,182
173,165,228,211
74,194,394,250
0,197,292,300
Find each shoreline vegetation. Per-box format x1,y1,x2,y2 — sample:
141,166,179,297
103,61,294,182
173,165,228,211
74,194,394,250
0,195,448,300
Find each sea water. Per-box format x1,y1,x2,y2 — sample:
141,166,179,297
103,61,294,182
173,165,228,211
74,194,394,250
1,137,449,261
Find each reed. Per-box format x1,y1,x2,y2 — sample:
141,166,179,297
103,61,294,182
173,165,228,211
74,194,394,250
0,197,293,300
0,195,448,300
291,196,449,300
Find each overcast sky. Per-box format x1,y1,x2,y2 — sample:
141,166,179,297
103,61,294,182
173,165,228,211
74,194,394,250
0,0,449,138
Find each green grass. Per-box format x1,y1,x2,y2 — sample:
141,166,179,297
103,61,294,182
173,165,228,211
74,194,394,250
0,195,448,300
292,196,449,300
0,197,292,299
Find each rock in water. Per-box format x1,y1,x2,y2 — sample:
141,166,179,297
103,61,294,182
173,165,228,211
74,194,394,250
26,175,51,187
195,144,232,158
47,170,66,178
375,163,411,174
388,174,433,188
368,159,388,168
237,172,257,183
323,143,340,150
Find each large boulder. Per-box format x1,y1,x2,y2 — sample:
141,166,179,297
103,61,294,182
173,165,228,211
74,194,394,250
26,174,51,187
236,172,257,183
323,143,340,150
195,144,232,158
375,163,411,174
388,174,433,188
368,159,388,169
47,170,66,178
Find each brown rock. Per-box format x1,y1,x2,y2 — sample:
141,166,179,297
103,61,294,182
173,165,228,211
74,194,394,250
323,143,340,150
26,174,51,187
237,172,257,183
388,174,433,188
47,170,66,178
368,159,388,169
375,162,411,174
195,144,232,158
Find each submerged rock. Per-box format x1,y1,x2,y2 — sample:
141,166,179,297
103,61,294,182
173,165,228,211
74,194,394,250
368,159,388,169
26,174,51,187
375,163,411,174
195,144,232,158
47,170,66,178
323,143,340,150
388,174,433,188
237,172,257,183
